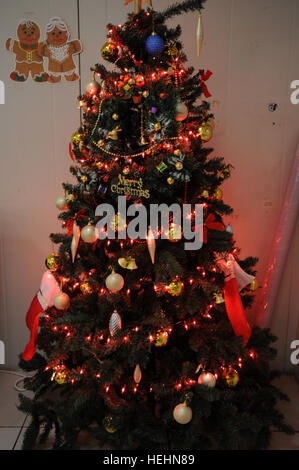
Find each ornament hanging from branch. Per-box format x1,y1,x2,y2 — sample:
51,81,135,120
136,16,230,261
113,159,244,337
109,309,122,337
71,220,81,263
196,14,204,57
146,226,156,264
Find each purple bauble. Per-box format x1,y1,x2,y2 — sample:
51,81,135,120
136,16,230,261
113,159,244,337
145,33,164,55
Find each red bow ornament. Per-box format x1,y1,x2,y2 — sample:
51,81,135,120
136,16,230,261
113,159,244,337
203,213,225,243
199,69,213,98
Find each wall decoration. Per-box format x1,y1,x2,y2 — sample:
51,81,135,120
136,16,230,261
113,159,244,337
6,19,48,82
42,17,82,83
6,17,82,84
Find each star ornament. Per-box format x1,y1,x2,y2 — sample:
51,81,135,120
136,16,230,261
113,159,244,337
125,0,153,14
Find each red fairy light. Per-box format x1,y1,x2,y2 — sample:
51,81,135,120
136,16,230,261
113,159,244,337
105,385,110,393
44,366,50,371
133,387,137,393
189,278,194,285
149,387,153,392
107,337,111,343
175,383,182,390
202,270,206,277
134,327,139,332
184,323,189,330
123,336,129,342
149,334,154,342
249,351,256,359
71,379,75,385
79,369,84,375
96,373,101,378
85,335,91,342
121,386,126,394
192,320,197,326
126,289,130,295
53,326,58,332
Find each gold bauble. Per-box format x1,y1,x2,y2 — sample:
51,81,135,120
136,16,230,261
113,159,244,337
167,177,174,185
174,149,182,157
45,253,60,272
71,130,87,146
225,369,239,387
154,122,162,132
122,167,130,175
155,331,169,347
80,175,88,183
214,188,223,200
65,194,75,204
112,113,119,120
80,281,93,295
201,190,209,198
168,280,184,296
54,370,67,385
168,224,182,242
250,279,259,291
103,416,117,434
175,161,183,171
101,41,118,62
110,213,127,232
96,161,104,169
97,139,104,148
198,121,213,142
142,90,149,98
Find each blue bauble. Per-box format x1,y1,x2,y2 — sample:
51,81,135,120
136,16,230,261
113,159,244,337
145,33,164,55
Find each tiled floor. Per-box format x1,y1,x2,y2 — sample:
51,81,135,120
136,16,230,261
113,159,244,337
0,371,298,450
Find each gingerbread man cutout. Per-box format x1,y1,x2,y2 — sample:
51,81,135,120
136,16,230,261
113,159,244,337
6,20,48,82
42,17,82,83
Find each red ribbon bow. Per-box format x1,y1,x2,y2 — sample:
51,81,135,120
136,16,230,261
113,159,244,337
66,209,86,236
203,213,224,243
199,69,213,98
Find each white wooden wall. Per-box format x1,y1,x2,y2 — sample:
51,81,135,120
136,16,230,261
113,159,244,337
0,0,298,371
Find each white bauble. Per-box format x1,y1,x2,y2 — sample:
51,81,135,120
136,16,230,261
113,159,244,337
55,196,68,211
173,403,193,424
198,372,216,388
54,292,70,310
81,224,98,243
175,101,188,121
105,271,124,293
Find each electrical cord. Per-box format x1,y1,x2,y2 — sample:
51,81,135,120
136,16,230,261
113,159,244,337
0,369,33,392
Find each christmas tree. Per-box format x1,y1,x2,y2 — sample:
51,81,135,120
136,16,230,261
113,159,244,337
18,0,294,450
